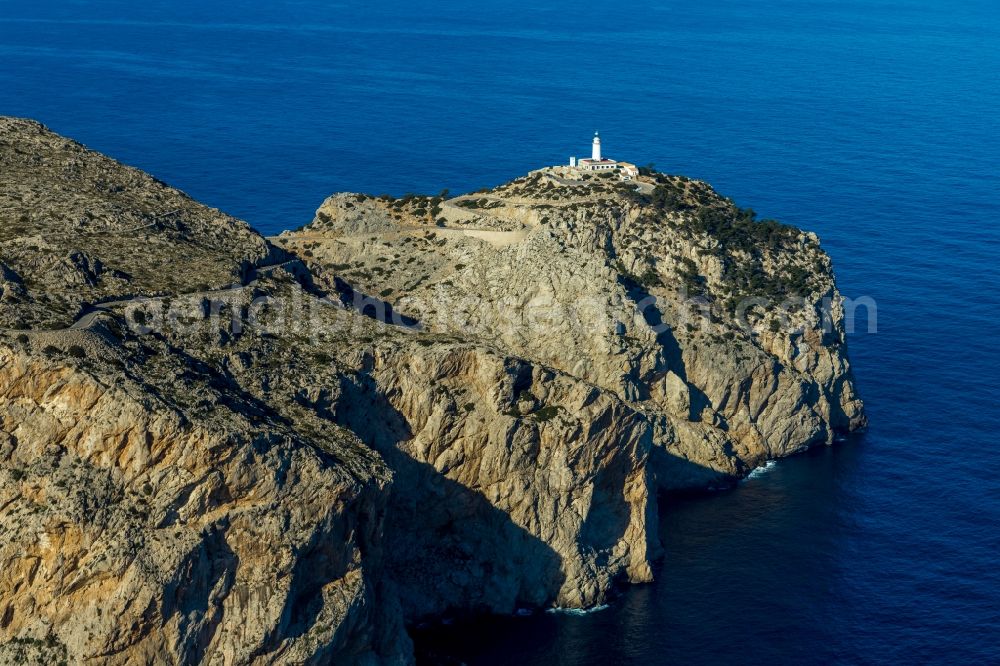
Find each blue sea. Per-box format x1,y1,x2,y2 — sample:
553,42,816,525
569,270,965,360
3,0,999,663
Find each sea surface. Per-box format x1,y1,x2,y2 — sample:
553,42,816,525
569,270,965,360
3,0,999,663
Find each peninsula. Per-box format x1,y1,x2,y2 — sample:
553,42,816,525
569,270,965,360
0,118,864,664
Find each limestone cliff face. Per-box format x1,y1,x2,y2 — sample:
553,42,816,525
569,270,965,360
1,118,864,663
146,277,660,626
0,332,409,665
281,169,866,491
0,118,410,664
335,342,657,620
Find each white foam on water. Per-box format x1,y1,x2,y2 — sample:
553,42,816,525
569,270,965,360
746,460,777,480
545,604,610,616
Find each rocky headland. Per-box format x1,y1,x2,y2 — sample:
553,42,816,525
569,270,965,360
0,118,864,664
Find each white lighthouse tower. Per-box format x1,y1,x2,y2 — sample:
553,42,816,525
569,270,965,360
575,131,637,178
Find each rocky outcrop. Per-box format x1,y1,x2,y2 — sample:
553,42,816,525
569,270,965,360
336,342,657,620
0,331,409,665
1,119,864,663
0,118,409,664
279,168,866,492
0,117,270,330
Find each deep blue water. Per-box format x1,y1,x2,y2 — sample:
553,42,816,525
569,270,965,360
3,0,1000,663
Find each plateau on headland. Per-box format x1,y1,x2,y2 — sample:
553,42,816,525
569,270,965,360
0,118,864,664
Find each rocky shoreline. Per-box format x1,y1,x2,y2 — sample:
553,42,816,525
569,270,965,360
0,117,863,664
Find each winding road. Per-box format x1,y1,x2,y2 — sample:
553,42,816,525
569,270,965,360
5,260,300,334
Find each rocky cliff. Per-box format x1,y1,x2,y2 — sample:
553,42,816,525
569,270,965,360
1,118,863,664
1,118,410,665
278,167,866,492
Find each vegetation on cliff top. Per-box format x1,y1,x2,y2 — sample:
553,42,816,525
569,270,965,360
640,174,826,310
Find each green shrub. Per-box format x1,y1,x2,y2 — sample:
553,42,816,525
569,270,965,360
650,182,689,211
532,405,561,422
516,389,537,404
616,260,664,291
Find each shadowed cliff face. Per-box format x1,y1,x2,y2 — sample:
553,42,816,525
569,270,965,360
0,119,863,663
333,345,658,621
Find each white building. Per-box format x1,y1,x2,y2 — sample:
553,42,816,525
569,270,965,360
617,162,639,180
576,132,619,171
568,132,640,179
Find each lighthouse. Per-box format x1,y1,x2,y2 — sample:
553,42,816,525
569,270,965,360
578,131,615,171
572,132,637,179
